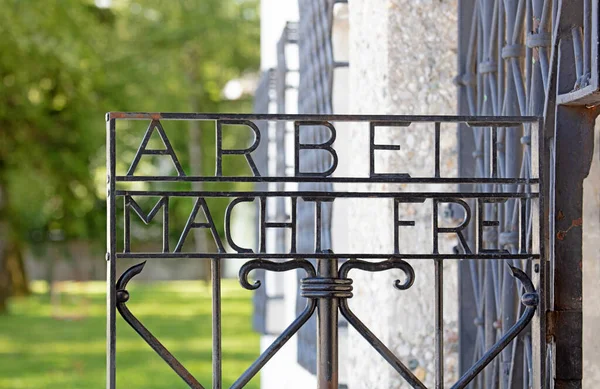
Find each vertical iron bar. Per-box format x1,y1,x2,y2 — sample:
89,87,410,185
530,0,548,384
536,117,547,389
315,201,322,252
316,255,339,389
520,198,527,254
435,122,441,178
124,197,130,253
572,27,584,81
106,116,117,389
163,197,169,253
435,258,444,389
491,126,498,178
212,257,222,389
484,260,497,389
315,195,337,389
525,0,532,113
583,0,590,80
456,0,478,379
433,199,439,254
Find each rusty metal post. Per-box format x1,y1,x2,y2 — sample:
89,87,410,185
549,105,597,389
543,2,599,386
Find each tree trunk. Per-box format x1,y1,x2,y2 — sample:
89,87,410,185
0,234,30,314
0,168,30,313
0,167,8,312
0,244,10,313
5,239,29,296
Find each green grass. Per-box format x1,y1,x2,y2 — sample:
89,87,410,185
0,280,260,389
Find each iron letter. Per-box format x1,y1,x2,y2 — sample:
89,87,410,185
294,121,338,177
216,120,262,177
175,197,225,253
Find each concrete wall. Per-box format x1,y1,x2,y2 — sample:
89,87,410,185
583,124,600,388
346,1,459,387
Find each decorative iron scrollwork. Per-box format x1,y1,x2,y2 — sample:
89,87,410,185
115,256,537,389
451,266,538,389
233,259,317,389
338,257,416,290
116,262,205,389
234,258,537,389
239,258,316,290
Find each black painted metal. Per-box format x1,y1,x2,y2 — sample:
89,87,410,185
107,113,543,389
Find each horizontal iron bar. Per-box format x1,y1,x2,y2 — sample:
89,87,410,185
116,253,540,260
116,176,540,184
106,112,540,124
115,190,539,199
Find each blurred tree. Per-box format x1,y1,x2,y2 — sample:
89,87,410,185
0,1,114,311
0,0,260,312
116,0,260,279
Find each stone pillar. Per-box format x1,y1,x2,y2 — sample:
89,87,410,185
347,1,458,387
583,124,600,388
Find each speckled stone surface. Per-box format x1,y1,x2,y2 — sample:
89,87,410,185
346,1,459,387
583,125,600,388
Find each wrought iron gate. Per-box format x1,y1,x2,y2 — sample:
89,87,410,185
105,0,600,387
106,112,544,388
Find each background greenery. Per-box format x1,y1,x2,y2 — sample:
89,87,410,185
0,0,260,304
0,280,260,389
0,0,262,386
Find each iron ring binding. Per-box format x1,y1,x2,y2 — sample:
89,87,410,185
300,278,353,298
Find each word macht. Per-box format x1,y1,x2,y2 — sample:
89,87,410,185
122,194,534,257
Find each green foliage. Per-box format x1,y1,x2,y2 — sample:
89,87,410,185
0,0,260,247
0,280,260,388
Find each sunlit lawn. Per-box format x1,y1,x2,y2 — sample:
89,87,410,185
0,280,260,389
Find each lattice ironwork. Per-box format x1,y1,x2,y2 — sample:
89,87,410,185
106,112,543,389
251,21,300,337
456,0,599,387
296,0,339,373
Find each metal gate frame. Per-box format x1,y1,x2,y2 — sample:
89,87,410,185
456,0,600,387
106,112,544,389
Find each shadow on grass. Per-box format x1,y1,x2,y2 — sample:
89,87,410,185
0,280,260,389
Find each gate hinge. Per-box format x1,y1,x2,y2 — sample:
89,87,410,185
545,310,583,343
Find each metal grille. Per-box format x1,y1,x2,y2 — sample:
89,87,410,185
456,1,600,387
250,22,300,337
296,0,336,374
297,0,335,115
274,21,297,265
455,1,551,386
106,112,543,389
